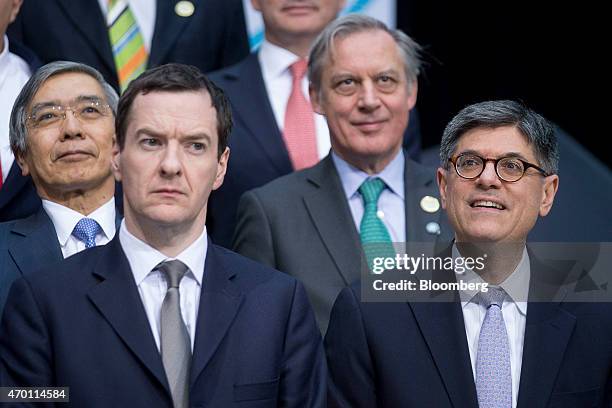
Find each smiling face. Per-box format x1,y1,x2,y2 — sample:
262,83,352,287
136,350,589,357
112,90,228,238
437,126,559,243
310,29,417,174
17,72,116,202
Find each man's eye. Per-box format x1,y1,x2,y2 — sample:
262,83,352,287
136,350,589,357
141,138,160,147
38,112,58,122
190,142,205,151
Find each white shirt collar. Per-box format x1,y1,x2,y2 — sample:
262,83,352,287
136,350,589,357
258,39,302,80
119,220,207,287
331,149,405,200
42,197,117,247
454,244,530,315
0,35,10,66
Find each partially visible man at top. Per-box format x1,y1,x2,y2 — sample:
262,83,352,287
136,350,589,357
233,15,451,333
207,3,424,248
0,0,40,222
0,63,325,407
0,61,119,315
8,0,249,92
325,100,612,408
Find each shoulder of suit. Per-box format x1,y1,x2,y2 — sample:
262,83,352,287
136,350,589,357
208,53,257,85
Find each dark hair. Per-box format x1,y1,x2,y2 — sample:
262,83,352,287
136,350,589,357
116,63,232,158
440,100,559,174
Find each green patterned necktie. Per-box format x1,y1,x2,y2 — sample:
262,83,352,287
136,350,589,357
359,178,395,271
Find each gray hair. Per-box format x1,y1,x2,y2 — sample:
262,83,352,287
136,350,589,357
9,61,119,157
308,14,422,95
439,100,559,175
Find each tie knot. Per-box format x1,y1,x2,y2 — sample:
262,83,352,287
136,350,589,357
479,286,506,308
156,260,189,288
290,59,308,81
72,218,102,248
359,177,386,205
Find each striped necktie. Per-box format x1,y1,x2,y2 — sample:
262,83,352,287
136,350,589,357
107,0,148,92
359,178,395,271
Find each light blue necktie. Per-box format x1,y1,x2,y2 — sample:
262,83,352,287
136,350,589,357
359,178,395,270
72,218,102,249
476,286,512,408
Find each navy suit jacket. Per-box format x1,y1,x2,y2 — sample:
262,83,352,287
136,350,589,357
0,235,326,407
325,255,612,408
7,0,249,91
0,40,41,223
207,53,423,247
0,207,122,317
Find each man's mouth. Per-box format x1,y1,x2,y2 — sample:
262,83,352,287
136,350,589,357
470,200,505,210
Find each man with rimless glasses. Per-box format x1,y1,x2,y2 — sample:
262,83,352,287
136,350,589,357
0,61,120,315
326,100,612,407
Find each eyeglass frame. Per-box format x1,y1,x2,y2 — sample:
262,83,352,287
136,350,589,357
448,152,550,182
25,98,112,129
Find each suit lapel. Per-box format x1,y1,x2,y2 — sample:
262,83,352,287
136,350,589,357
302,156,362,286
149,0,198,67
225,53,293,174
191,241,244,385
8,208,63,275
87,237,170,394
516,258,576,408
55,0,115,76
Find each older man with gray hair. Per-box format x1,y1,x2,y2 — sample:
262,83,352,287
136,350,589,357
233,14,452,334
0,61,119,314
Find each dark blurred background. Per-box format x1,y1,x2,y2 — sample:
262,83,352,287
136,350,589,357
398,0,607,167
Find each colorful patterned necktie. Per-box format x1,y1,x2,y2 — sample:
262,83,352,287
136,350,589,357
283,59,318,170
359,178,395,271
475,286,512,408
72,218,102,249
107,0,148,92
157,260,191,408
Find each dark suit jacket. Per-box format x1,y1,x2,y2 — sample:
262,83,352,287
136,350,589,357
325,256,612,408
0,40,42,223
7,0,249,91
206,53,423,248
233,153,452,334
0,236,325,407
0,207,122,317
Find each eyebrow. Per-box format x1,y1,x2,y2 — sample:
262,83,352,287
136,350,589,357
135,128,212,143
457,149,532,162
29,95,105,113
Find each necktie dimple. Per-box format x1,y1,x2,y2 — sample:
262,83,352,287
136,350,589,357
157,260,191,408
72,218,102,249
358,178,395,270
475,286,512,408
107,0,148,92
283,59,318,170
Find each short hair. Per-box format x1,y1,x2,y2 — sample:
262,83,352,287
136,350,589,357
440,100,559,175
116,63,232,158
308,14,423,95
9,61,119,157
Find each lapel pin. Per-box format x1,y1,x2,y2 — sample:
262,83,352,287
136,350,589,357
420,195,440,213
175,1,195,17
426,221,441,235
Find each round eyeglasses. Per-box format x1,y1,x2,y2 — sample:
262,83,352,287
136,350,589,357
26,100,111,129
449,153,549,182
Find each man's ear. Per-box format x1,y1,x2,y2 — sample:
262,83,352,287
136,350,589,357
539,174,559,217
15,152,30,176
406,80,418,111
10,0,23,23
436,167,448,210
213,147,230,190
309,85,324,115
111,137,122,182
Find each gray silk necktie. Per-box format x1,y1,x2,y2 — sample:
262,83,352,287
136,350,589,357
157,260,191,408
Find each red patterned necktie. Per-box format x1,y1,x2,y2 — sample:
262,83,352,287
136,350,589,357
283,59,318,170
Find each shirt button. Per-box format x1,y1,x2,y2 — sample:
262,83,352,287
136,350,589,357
377,210,385,219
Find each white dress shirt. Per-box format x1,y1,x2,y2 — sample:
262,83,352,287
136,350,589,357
119,220,207,352
0,35,31,182
455,245,530,408
258,40,331,160
42,197,117,258
98,0,156,53
332,149,406,242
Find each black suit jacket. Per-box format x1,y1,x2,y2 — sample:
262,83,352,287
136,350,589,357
0,40,41,222
325,254,612,407
0,236,325,407
8,0,249,91
207,53,423,247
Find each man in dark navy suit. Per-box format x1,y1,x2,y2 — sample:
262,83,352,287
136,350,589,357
8,0,249,91
325,100,612,407
0,0,40,222
0,64,325,407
